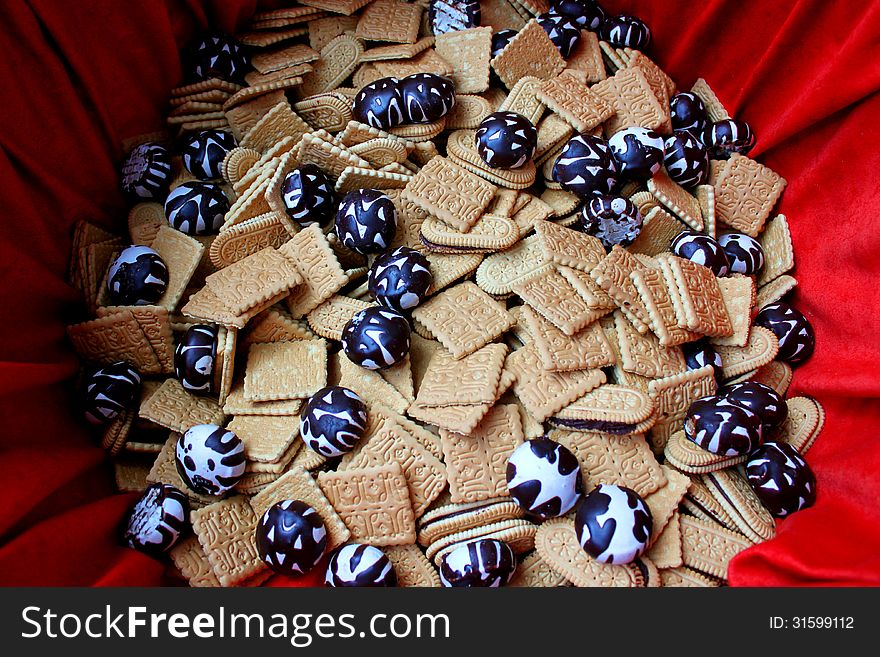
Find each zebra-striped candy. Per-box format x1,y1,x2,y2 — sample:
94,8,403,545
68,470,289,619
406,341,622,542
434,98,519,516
300,386,368,458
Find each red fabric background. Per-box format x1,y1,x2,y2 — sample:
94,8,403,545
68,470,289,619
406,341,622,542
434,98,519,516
0,0,877,586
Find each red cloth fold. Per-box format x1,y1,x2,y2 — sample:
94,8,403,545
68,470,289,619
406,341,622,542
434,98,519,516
0,0,877,586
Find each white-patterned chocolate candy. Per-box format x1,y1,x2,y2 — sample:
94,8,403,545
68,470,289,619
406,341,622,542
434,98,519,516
684,395,763,456
671,230,731,277
602,14,651,50
352,77,405,129
439,539,517,587
755,302,815,365
429,0,480,36
326,544,396,587
335,189,398,255
300,386,368,457
190,32,249,83
256,500,328,576
718,232,765,276
553,134,619,198
83,361,141,425
704,118,755,159
124,483,188,554
663,130,709,188
175,424,245,495
537,11,582,58
182,130,237,180
121,142,172,199
746,442,816,517
608,126,665,181
553,0,605,30
368,246,433,312
399,73,455,124
164,181,229,235
475,111,538,170
581,194,642,249
682,339,723,385
670,92,708,134
341,307,411,370
575,484,652,564
282,164,335,227
107,245,169,306
506,437,583,519
721,381,787,432
174,325,218,396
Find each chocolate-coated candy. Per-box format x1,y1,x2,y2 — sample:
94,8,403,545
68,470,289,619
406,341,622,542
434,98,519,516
755,302,815,365
704,119,755,159
537,11,582,58
428,0,480,36
608,126,665,181
684,395,763,456
341,306,411,370
369,246,433,312
718,232,765,276
670,230,730,277
439,539,517,587
352,77,404,129
506,437,583,519
746,442,816,518
552,0,605,30
325,544,396,587
120,142,172,199
107,245,169,306
256,500,328,576
670,92,708,135
182,130,236,180
602,14,651,50
682,339,723,386
399,73,455,124
720,381,787,433
174,325,218,396
300,386,368,457
335,189,398,254
575,484,653,565
282,164,335,227
164,181,229,235
83,361,141,425
553,134,619,198
475,111,538,170
124,483,188,554
188,32,249,84
175,424,246,495
491,29,517,58
581,195,642,249
663,130,709,188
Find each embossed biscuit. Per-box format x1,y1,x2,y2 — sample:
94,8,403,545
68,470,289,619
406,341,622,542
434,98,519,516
384,544,441,587
169,535,221,587
227,414,300,463
243,339,328,401
306,295,372,341
491,19,565,89
537,70,614,133
647,365,718,452
421,213,520,252
278,224,348,317
755,274,797,309
300,35,364,96
714,325,779,378
191,496,266,587
533,220,606,273
679,514,753,580
657,255,732,338
714,154,786,237
614,311,686,379
566,30,605,84
592,67,666,134
646,510,682,567
521,305,615,372
222,380,303,416
648,171,704,231
710,274,755,347
631,265,701,346
660,566,720,587
308,15,359,51
590,246,653,334
244,307,315,345
475,234,548,295
150,226,205,312
251,43,319,75
445,94,494,130
757,214,795,286
210,212,292,269
497,76,546,124
139,378,225,432
239,101,311,154
508,550,570,587
777,396,824,454
512,266,604,336
643,466,691,539
552,384,655,431
337,351,410,416
690,77,730,122
628,206,683,257
294,92,353,132
414,343,508,407
204,247,302,316
68,310,162,374
702,469,775,544
435,27,493,94
356,0,422,43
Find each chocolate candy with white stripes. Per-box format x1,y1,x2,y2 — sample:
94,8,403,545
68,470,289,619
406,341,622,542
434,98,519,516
399,73,455,124
300,386,368,457
663,130,710,188
256,500,328,576
282,164,335,228
491,29,517,58
682,339,723,386
720,381,787,433
537,11,582,58
602,14,651,50
325,544,396,587
341,306,411,370
175,424,246,496
475,111,538,170
755,302,815,365
335,189,398,255
83,361,141,425
352,77,405,130
164,181,229,235
670,230,730,277
553,134,619,198
428,0,480,36
506,437,583,519
670,92,708,135
575,484,653,565
552,0,605,30
181,130,236,180
120,142,172,199
439,539,517,587
608,126,665,181
718,232,765,276
174,325,218,396
684,395,763,457
124,483,188,554
746,442,816,517
187,32,249,84
704,119,756,159
368,246,433,312
107,245,169,306
580,195,642,249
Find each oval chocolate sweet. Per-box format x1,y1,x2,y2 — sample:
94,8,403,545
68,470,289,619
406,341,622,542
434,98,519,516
580,194,642,249
256,500,328,576
174,325,219,396
575,484,653,565
300,386,368,457
553,134,619,198
175,423,245,495
164,181,229,235
755,302,815,366
475,111,538,170
325,544,396,587
506,436,583,519
746,441,816,518
107,245,169,306
341,306,411,370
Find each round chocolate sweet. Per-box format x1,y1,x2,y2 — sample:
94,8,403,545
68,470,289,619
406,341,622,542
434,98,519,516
718,232,765,276
164,181,229,235
602,14,651,50
670,230,730,277
281,164,335,228
341,306,411,370
746,442,816,518
684,395,764,456
325,543,396,587
438,539,517,588
552,134,619,198
188,32,249,83
175,424,246,496
755,302,815,366
429,0,480,36
300,386,368,457
704,119,756,159
174,325,218,396
107,245,169,306
475,111,538,170
83,361,141,425
608,126,665,181
575,484,653,565
181,130,237,180
352,77,405,130
580,195,642,249
491,29,518,58
123,483,188,554
670,92,708,135
663,130,709,188
120,142,172,199
335,189,398,255
506,436,583,519
256,500,328,576
537,11,582,58
399,73,456,124
368,246,433,312
682,339,723,386
720,381,787,433
552,0,605,30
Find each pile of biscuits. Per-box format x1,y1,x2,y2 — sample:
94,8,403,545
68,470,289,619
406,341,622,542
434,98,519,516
66,0,822,588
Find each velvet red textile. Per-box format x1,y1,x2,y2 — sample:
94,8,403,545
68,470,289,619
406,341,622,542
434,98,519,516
0,0,877,587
